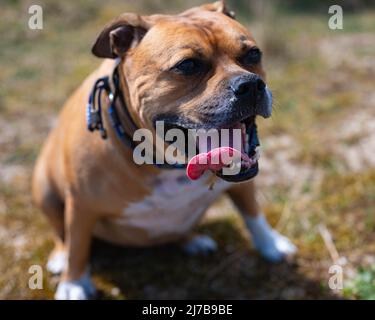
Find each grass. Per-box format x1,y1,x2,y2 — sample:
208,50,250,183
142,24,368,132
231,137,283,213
0,0,374,299
344,266,375,299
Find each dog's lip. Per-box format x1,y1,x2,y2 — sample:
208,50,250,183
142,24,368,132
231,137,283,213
157,112,255,131
216,161,259,182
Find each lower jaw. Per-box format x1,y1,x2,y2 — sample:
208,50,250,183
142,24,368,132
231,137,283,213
216,162,259,183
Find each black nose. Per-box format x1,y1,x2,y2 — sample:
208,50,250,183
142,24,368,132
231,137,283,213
230,74,266,98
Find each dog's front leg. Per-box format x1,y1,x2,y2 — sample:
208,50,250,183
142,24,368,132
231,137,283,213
55,195,97,300
227,180,296,262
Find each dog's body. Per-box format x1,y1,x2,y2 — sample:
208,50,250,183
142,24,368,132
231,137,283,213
32,1,296,300
94,168,231,246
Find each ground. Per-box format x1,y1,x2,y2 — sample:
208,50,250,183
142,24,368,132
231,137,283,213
0,0,374,299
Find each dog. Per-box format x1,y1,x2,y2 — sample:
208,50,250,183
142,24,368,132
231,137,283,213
32,1,296,300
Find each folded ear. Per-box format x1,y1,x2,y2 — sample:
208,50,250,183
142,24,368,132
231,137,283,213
92,13,153,59
200,0,235,19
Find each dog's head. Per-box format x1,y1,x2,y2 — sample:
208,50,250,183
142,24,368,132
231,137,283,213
92,1,272,182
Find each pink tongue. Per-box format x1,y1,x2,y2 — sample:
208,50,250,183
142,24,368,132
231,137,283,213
186,147,251,180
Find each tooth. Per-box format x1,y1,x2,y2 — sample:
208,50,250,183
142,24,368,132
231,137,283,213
254,146,261,161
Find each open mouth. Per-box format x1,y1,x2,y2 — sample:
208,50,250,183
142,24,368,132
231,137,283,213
185,116,260,183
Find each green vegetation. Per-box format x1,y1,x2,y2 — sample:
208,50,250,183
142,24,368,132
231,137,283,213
344,266,375,300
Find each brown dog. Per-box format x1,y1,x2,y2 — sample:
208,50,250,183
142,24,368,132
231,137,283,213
32,1,296,300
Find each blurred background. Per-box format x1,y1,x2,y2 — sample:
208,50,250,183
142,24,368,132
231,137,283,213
0,0,374,299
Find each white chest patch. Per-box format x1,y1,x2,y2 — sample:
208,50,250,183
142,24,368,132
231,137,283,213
120,170,231,239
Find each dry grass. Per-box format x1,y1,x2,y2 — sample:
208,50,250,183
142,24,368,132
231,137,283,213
0,0,374,299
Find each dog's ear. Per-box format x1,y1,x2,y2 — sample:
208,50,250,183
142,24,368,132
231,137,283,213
201,1,236,19
92,13,153,59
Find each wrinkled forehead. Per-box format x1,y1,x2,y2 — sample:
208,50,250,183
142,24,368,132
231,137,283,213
134,11,256,65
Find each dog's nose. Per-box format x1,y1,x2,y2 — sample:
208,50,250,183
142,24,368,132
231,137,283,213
230,74,265,98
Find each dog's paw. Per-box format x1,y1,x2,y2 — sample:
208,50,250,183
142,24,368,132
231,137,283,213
181,234,218,256
245,215,297,263
47,251,67,275
55,272,96,300
255,230,297,263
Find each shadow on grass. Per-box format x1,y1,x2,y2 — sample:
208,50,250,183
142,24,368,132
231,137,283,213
90,219,339,300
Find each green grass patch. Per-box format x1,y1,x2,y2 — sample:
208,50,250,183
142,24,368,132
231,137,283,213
344,266,375,299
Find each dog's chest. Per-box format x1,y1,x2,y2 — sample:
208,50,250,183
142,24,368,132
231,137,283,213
120,170,230,239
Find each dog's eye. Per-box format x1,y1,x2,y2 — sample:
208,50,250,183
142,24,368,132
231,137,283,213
173,59,205,76
242,47,262,66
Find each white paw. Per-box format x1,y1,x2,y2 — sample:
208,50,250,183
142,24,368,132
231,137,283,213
47,251,67,275
245,215,297,263
255,230,297,263
181,235,218,256
55,271,96,300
